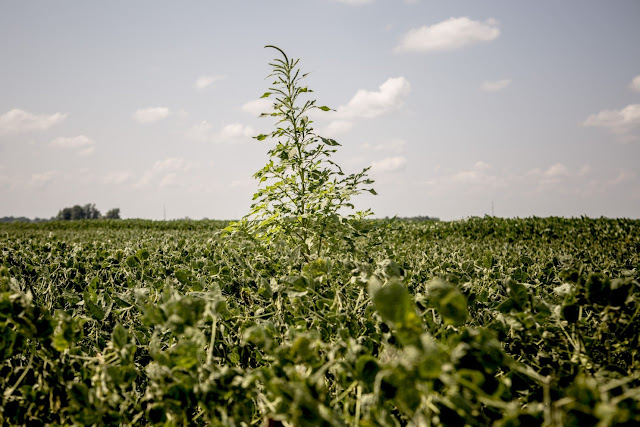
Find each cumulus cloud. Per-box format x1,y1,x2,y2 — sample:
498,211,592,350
337,77,410,119
324,120,354,136
186,121,255,143
219,123,256,139
241,98,273,116
370,156,407,173
630,75,640,92
422,161,616,204
153,157,194,172
159,172,178,189
396,17,500,52
609,169,636,186
449,161,503,186
582,104,640,136
361,138,407,153
133,107,170,124
481,79,512,92
185,120,214,142
527,163,573,187
329,0,374,5
0,109,67,135
195,74,226,90
30,171,58,188
50,135,96,155
104,170,132,185
134,157,194,189
422,161,509,196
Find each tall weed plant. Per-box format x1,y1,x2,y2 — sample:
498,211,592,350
228,46,376,260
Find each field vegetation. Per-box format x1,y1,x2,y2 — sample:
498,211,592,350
1,47,639,426
1,217,639,425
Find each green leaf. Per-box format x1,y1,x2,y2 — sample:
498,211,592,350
260,92,272,98
112,323,129,350
318,106,331,111
505,278,529,309
85,298,105,321
174,269,190,285
371,279,413,325
321,137,340,146
125,255,140,268
136,248,150,260
254,134,268,141
426,278,468,326
586,272,611,303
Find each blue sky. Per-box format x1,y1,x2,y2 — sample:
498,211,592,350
1,0,639,220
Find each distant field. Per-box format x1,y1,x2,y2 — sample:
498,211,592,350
1,217,639,425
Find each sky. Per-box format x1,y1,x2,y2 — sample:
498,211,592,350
1,0,639,220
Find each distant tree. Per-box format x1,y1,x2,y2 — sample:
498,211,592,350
71,205,85,220
105,208,121,219
82,203,101,219
56,203,102,220
0,216,30,223
57,208,72,220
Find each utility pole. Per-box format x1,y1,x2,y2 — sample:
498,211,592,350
163,204,166,221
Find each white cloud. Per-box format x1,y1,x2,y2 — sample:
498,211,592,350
324,120,354,136
185,120,214,142
159,172,178,189
449,161,503,186
30,171,58,188
396,17,500,52
337,77,410,119
329,0,374,5
153,157,193,172
241,98,273,116
219,123,255,140
527,163,572,187
195,74,226,90
134,157,194,189
630,75,640,92
104,170,132,185
370,156,407,173
577,164,592,176
185,121,255,143
0,109,68,135
50,135,96,155
133,107,170,124
361,138,406,153
481,79,512,92
135,170,155,189
422,161,508,196
582,104,640,136
543,163,570,178
609,169,636,186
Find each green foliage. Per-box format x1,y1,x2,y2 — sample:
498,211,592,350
57,203,102,220
1,216,640,425
105,208,121,219
228,46,376,260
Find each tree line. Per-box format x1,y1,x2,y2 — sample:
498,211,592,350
1,204,120,223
